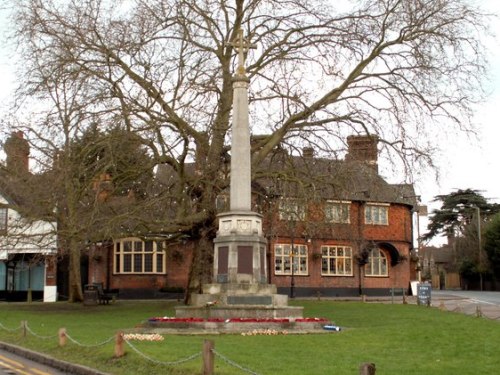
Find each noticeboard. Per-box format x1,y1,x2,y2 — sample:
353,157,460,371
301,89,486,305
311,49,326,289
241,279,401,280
417,283,431,306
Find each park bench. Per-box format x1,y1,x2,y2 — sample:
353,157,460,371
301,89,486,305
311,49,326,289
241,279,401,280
84,283,118,305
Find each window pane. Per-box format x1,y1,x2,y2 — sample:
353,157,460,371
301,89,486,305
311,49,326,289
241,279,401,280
133,254,142,272
123,254,132,272
115,254,120,273
346,259,352,273
0,208,7,232
284,258,291,272
322,258,328,273
156,254,164,273
329,258,336,273
145,241,154,252
365,207,371,223
275,258,282,273
144,254,153,272
123,241,132,252
381,207,388,224
134,241,143,252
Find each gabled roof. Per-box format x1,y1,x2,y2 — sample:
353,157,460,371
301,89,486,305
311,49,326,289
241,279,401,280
254,151,415,207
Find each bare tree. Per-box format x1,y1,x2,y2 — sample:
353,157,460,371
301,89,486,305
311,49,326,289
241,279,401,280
6,0,490,297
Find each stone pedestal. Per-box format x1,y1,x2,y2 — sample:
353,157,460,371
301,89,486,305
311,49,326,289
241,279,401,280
175,211,304,321
213,211,267,284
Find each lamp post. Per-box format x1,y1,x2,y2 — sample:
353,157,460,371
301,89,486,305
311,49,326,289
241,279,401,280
290,241,295,299
475,206,483,291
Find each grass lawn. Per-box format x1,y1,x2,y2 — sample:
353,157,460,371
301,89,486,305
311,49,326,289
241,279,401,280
0,299,499,374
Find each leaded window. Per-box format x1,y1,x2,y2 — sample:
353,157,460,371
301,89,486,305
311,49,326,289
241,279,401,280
365,248,388,276
274,244,308,275
324,201,350,223
321,246,353,276
114,238,166,274
365,204,389,225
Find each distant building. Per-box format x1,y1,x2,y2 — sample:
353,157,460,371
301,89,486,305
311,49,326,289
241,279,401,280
0,132,57,302
89,135,418,298
420,236,460,290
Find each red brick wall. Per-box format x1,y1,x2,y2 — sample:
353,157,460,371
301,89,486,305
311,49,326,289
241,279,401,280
86,201,413,296
87,242,193,292
267,202,413,292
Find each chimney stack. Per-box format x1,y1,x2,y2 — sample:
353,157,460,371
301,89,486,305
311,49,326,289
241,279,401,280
302,147,314,158
345,135,378,172
4,131,30,173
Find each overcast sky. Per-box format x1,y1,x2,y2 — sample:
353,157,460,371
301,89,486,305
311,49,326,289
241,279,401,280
1,1,499,233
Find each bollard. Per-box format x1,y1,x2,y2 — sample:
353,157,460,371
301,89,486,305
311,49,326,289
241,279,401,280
439,301,446,311
360,362,376,375
202,340,214,375
361,294,366,303
316,290,321,301
114,331,125,358
58,328,67,346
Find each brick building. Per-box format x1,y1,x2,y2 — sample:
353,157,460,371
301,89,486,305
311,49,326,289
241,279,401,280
88,135,418,298
0,132,58,302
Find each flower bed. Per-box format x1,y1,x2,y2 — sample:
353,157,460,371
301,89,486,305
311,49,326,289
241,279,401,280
147,316,329,323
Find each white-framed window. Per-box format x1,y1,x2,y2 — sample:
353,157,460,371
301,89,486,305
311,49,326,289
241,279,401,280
321,246,353,276
325,201,350,223
114,238,166,274
365,248,388,276
0,207,7,234
365,204,389,225
274,244,308,275
279,198,306,221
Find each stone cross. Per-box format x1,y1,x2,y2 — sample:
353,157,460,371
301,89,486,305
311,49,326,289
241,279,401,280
229,29,256,75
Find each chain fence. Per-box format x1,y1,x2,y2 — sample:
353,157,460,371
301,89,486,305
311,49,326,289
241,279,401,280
24,323,58,340
124,339,201,366
0,322,22,333
212,349,262,375
65,332,115,347
0,320,262,374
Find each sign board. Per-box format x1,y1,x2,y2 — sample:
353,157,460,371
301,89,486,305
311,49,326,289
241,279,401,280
417,283,431,306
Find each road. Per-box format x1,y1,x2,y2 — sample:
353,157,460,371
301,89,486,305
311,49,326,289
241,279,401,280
432,290,500,306
0,349,69,375
431,290,500,320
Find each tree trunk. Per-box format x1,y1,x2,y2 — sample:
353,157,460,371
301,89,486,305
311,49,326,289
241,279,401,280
68,238,84,302
184,230,214,304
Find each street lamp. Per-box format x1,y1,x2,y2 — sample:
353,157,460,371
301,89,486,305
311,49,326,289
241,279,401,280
474,206,483,291
290,243,296,299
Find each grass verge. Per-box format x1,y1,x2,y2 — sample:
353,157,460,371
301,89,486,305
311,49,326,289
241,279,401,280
0,299,499,374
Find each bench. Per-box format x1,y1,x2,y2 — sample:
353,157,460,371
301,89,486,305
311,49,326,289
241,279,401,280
84,283,118,305
95,283,113,304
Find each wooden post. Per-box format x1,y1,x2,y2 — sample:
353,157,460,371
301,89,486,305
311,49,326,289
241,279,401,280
439,301,446,311
58,328,67,346
202,340,214,375
359,362,376,375
21,321,27,338
114,331,125,358
361,294,366,303
476,305,482,318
